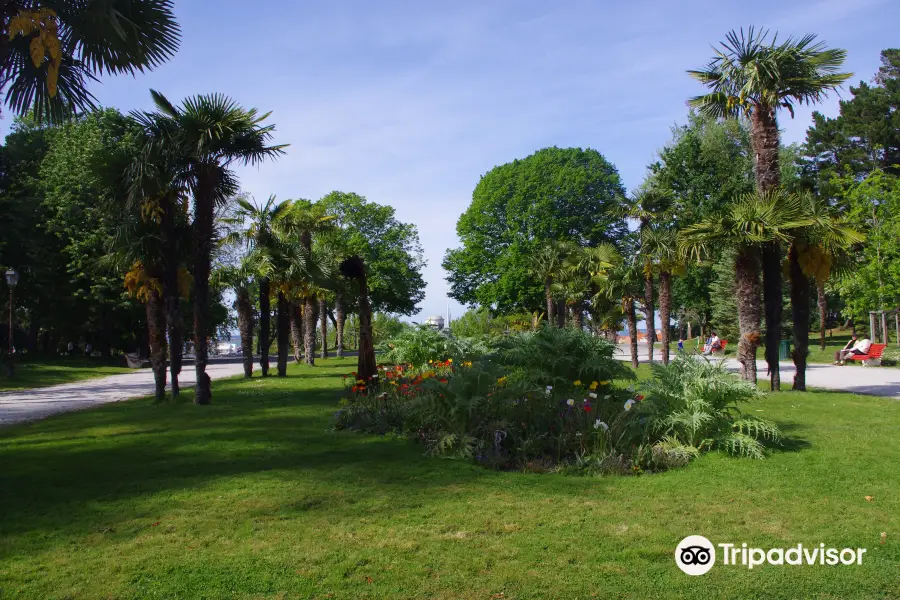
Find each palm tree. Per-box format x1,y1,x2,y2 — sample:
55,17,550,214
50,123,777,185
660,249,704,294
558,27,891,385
213,259,257,378
527,242,571,326
642,227,682,365
621,188,674,363
679,190,810,384
340,256,376,382
787,193,864,390
2,1,180,122
136,90,286,404
220,195,291,377
689,27,851,389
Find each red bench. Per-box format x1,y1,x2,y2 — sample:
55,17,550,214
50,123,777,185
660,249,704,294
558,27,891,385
712,340,728,355
846,343,886,367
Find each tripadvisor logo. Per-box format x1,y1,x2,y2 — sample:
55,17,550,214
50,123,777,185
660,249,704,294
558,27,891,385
675,535,867,576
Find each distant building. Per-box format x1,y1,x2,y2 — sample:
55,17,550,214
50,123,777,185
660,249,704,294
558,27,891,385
425,315,445,330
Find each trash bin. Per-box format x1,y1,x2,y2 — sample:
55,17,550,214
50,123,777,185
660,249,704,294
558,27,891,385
778,340,791,360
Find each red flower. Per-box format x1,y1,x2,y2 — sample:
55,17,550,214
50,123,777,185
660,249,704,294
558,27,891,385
584,405,592,412
438,378,448,384
635,395,645,401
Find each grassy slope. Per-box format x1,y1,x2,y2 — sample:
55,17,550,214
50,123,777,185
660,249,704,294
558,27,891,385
0,358,133,391
1,358,898,599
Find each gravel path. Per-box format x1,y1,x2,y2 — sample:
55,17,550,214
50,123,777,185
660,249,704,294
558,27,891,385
0,362,251,426
614,345,900,399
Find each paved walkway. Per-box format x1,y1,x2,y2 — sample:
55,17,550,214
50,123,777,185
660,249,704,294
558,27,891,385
614,345,900,399
0,362,251,426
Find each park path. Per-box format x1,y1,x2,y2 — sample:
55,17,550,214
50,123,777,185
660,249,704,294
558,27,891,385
614,345,900,399
0,361,251,426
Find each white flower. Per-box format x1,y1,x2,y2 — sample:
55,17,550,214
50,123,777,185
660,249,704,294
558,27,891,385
624,399,635,411
566,398,575,406
545,385,553,396
372,374,379,379
588,392,597,399
594,419,609,431
626,385,635,393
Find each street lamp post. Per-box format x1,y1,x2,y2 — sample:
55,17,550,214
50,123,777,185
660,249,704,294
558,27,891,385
5,268,18,377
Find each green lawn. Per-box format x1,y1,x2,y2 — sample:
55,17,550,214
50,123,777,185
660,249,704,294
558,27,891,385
1,358,898,599
0,357,133,391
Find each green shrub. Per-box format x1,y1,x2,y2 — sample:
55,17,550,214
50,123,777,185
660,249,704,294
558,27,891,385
378,325,493,367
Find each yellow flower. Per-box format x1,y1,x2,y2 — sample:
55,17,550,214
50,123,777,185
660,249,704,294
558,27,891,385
448,358,453,364
463,361,473,367
600,380,610,386
390,381,398,386
428,359,433,364
589,381,599,390
497,376,508,385
574,380,582,386
355,379,366,385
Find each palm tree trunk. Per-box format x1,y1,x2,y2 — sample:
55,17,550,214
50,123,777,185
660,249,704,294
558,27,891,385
762,242,782,391
159,192,183,397
290,302,303,363
356,280,377,381
788,246,810,391
545,279,554,325
192,183,214,405
236,287,254,377
659,271,672,365
259,278,271,377
335,292,345,358
626,299,639,369
643,272,656,364
556,299,566,328
146,288,167,403
318,297,328,359
817,279,827,351
750,106,781,193
572,304,583,330
277,291,289,376
734,247,763,384
303,295,317,366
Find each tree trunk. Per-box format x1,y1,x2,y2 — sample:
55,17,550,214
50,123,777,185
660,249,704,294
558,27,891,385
236,287,254,378
556,299,566,328
146,288,167,403
290,302,303,363
335,292,345,358
277,291,289,376
788,246,810,391
303,295,317,365
817,279,827,351
544,279,554,325
572,304,583,330
762,242,782,391
319,297,328,359
159,191,183,397
626,299,639,369
659,271,672,365
734,247,763,384
750,106,781,194
259,278,271,377
192,181,214,405
643,271,655,364
357,281,377,381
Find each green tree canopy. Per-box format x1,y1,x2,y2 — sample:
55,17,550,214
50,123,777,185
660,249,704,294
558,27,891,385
443,146,627,313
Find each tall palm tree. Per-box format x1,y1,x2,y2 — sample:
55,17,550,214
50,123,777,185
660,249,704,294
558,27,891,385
2,1,180,122
689,27,851,390
136,90,286,404
213,259,257,378
679,190,810,383
787,193,864,390
220,195,292,377
340,256,376,382
642,227,682,365
621,188,674,363
527,242,571,326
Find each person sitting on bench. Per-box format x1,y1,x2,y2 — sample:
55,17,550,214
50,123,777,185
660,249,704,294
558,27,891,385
703,332,721,355
834,335,871,365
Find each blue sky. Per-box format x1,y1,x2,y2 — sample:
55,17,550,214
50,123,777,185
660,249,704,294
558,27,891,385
19,0,900,320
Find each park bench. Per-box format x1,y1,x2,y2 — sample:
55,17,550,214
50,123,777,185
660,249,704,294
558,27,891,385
712,340,728,355
846,343,886,367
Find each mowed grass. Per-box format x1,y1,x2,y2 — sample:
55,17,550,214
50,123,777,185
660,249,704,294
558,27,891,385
1,358,898,599
0,357,132,391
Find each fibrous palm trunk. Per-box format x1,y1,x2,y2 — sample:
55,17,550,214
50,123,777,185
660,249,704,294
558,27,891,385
259,278,271,377
544,279,555,325
303,295,317,366
290,302,303,363
146,287,168,403
356,281,377,381
236,287,254,377
159,192,183,397
788,246,809,391
643,272,655,364
762,242,782,391
572,304,583,330
626,299,639,369
817,279,827,351
277,290,289,376
335,292,345,358
556,299,565,328
192,180,214,405
659,271,671,365
319,297,328,359
734,247,763,383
